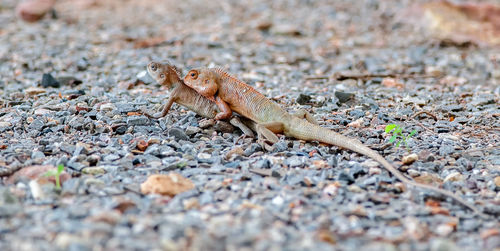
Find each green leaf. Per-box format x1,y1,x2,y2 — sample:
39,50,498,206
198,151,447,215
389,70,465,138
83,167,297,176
385,124,396,133
409,129,417,137
389,134,397,143
57,164,64,173
396,141,401,147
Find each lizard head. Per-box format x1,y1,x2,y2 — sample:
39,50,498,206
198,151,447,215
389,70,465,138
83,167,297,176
184,68,218,98
147,61,182,88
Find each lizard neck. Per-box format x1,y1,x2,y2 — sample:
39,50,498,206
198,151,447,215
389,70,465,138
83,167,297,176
163,70,184,91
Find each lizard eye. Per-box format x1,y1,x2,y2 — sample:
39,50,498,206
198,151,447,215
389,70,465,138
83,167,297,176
188,70,198,80
151,64,157,71
160,74,165,78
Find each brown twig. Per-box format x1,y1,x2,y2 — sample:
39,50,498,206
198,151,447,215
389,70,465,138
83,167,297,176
305,72,444,81
411,111,438,121
456,145,500,155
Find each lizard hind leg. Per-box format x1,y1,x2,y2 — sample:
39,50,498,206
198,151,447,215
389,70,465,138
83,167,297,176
256,122,282,151
293,109,319,125
230,117,255,138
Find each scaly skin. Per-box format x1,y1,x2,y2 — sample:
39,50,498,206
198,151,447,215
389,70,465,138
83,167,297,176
183,67,485,217
145,62,260,140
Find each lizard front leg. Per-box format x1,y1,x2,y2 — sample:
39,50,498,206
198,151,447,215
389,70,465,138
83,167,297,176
142,89,179,119
214,95,232,120
293,109,319,125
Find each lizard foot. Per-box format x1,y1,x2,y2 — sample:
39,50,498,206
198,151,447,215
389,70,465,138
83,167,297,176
139,107,161,119
257,138,275,152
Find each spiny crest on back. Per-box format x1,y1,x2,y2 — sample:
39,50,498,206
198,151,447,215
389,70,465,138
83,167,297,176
162,60,182,78
211,67,252,88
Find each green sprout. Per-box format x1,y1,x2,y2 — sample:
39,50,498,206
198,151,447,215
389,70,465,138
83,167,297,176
385,124,417,151
44,164,65,189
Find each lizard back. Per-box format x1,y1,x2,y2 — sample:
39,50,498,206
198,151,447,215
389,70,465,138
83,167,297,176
212,68,286,123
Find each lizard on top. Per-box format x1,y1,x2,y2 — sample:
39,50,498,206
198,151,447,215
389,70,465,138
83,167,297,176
182,67,485,217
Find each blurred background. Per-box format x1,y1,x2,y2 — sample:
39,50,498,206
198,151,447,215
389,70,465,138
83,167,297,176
2,0,498,96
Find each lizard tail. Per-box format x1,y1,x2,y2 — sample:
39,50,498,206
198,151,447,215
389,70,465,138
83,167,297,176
286,117,485,217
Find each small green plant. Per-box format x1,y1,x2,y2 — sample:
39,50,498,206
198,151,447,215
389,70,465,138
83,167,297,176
385,124,417,150
44,164,65,189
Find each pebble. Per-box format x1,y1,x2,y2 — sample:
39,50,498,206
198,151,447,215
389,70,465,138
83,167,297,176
25,87,46,96
81,167,106,175
127,116,150,126
335,91,354,103
140,173,195,196
443,172,463,183
402,153,418,165
41,73,60,88
185,126,201,136
494,176,500,188
168,128,189,141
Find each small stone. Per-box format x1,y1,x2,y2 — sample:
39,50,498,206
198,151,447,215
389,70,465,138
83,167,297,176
369,167,382,175
272,196,284,206
136,139,148,151
323,182,340,197
335,91,354,103
29,180,45,200
225,147,244,160
127,116,149,126
117,81,134,90
100,103,116,112
185,126,201,136
168,128,189,141
199,119,215,129
296,94,311,105
76,57,89,71
494,176,500,187
347,184,364,193
15,0,55,22
41,73,60,88
31,151,45,159
435,224,454,236
347,118,363,128
197,152,211,160
140,173,195,196
271,24,302,36
81,167,106,175
25,87,46,96
136,70,154,84
75,103,90,112
115,125,127,134
402,153,418,165
443,172,463,183
0,121,12,128
34,108,53,116
57,76,82,86
214,121,234,133
382,78,404,88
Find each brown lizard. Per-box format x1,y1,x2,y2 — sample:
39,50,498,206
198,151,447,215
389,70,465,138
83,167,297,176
144,62,276,147
183,67,484,216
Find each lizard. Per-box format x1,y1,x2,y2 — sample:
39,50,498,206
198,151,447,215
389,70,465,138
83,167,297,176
182,67,485,217
144,61,276,148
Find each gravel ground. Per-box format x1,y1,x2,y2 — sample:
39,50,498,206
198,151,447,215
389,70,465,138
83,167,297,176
1,0,499,250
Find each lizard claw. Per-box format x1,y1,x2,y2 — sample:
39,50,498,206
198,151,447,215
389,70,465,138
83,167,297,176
257,138,275,152
139,108,159,119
